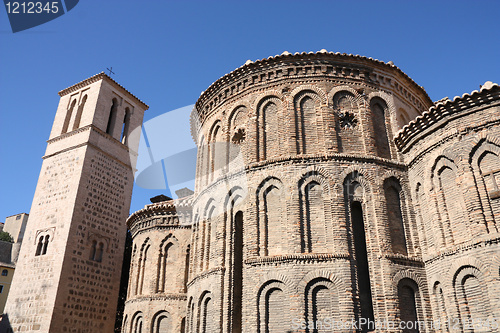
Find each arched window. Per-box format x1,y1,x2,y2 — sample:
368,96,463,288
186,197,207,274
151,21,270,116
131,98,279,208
351,201,374,329
258,281,289,333
333,91,360,153
208,123,224,181
370,98,391,159
203,204,216,271
128,244,137,298
479,151,500,217
157,240,176,293
35,236,44,256
200,294,214,333
454,266,489,327
96,242,104,262
414,183,431,251
398,279,420,332
301,180,327,253
304,278,339,333
106,98,118,136
122,315,128,333
72,94,87,130
180,317,186,333
151,311,170,333
433,282,448,331
121,107,131,145
90,240,97,260
183,245,190,293
260,182,285,256
136,242,150,295
1,269,8,276
228,106,248,162
258,99,280,161
89,240,104,262
132,313,143,333
232,211,243,333
294,93,320,154
41,235,50,255
62,99,76,134
188,297,195,333
196,136,208,189
384,178,408,255
398,107,410,129
437,163,469,244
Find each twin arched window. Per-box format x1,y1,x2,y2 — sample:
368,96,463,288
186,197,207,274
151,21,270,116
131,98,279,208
35,234,50,256
90,240,104,262
61,95,88,135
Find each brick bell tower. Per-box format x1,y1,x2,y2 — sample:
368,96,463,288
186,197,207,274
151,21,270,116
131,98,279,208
3,74,148,332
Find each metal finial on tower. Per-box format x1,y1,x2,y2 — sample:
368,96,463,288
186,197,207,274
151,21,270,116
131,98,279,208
106,67,115,76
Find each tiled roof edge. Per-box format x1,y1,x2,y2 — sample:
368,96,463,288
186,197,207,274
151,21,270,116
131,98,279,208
395,81,500,151
58,72,149,110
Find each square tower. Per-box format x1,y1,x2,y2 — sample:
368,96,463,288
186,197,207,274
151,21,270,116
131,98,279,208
3,74,148,332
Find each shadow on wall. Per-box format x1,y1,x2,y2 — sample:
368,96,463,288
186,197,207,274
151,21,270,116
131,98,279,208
0,313,13,333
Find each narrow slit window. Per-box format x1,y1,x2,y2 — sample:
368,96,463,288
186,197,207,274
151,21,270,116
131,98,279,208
121,108,131,144
106,99,118,136
35,236,44,256
41,235,50,255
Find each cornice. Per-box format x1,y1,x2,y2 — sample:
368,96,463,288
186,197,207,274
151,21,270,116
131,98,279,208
191,152,407,205
395,82,500,153
424,234,500,265
193,50,433,129
125,293,187,304
127,195,193,229
187,266,225,288
58,72,149,110
244,253,350,266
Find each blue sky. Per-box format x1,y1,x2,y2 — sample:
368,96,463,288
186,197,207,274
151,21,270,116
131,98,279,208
1,0,499,221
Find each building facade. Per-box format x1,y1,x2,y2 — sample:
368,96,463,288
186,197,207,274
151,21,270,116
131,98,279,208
0,213,28,314
0,241,16,313
3,213,29,244
3,73,148,332
122,51,500,332
2,51,498,333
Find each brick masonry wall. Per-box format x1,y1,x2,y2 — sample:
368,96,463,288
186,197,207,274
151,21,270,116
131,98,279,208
123,52,499,333
400,85,500,332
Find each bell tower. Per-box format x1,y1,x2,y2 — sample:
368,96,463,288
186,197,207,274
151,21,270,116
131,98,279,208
3,73,148,332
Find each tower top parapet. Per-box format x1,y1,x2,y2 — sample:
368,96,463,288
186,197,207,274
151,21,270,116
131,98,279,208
58,72,149,110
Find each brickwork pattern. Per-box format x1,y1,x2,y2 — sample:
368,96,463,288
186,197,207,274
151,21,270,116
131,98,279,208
122,52,500,333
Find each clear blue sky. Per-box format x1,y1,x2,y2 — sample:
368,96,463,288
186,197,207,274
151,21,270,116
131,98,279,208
1,0,499,221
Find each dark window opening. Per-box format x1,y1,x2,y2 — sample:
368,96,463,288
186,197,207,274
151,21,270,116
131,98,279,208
371,101,391,159
62,100,76,134
351,201,375,331
398,283,419,333
90,240,104,262
35,236,43,256
106,99,118,136
121,108,131,144
42,235,50,255
232,211,243,333
184,245,190,293
385,184,408,255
